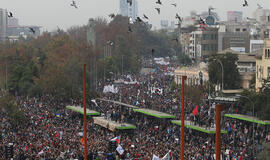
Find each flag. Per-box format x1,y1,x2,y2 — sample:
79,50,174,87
56,113,60,117
116,145,124,155
161,150,171,160
192,105,198,116
55,132,60,138
152,154,160,160
91,99,98,106
38,150,44,155
111,136,120,144
80,138,85,146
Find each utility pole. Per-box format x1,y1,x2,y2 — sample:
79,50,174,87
83,64,87,160
121,55,124,76
5,62,8,90
180,76,187,160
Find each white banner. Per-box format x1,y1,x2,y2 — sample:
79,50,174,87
152,154,160,160
116,145,124,155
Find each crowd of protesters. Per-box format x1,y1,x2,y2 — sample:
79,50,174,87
1,60,270,159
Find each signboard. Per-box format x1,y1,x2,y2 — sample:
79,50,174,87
205,16,215,26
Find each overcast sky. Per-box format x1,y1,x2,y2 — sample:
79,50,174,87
1,0,270,31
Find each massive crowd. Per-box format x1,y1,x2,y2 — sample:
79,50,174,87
1,61,270,160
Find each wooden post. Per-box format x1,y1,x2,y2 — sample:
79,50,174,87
83,64,87,160
215,104,225,160
181,76,187,160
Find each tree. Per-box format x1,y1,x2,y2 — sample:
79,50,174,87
239,80,270,120
208,52,240,89
177,53,192,66
257,142,270,160
0,93,25,125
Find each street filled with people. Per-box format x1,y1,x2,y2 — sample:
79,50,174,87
1,60,270,160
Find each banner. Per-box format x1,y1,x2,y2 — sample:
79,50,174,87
152,154,160,160
116,145,124,155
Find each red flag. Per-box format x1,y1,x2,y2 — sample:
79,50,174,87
80,138,85,146
55,132,60,138
192,105,198,116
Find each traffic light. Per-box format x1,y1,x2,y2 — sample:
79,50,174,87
5,143,14,159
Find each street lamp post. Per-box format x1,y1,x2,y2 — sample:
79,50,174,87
213,59,224,91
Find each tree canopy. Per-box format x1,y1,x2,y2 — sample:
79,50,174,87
0,15,178,99
208,52,240,90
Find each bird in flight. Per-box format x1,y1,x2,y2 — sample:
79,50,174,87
136,17,143,22
175,13,182,21
128,26,133,33
155,8,160,14
127,0,132,6
156,0,162,5
243,0,248,7
8,12,13,18
171,3,177,7
109,14,115,19
29,27,35,34
199,17,205,25
70,1,78,9
143,14,149,20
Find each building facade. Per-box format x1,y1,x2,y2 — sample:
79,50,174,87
0,8,8,43
119,0,138,22
256,39,270,91
189,27,218,62
237,54,256,89
252,8,270,25
227,11,243,23
250,40,264,53
174,67,209,86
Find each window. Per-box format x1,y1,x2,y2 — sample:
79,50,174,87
268,67,270,79
242,28,247,32
235,28,240,32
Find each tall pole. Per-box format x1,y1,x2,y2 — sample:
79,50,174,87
83,64,87,160
214,59,223,91
121,55,124,76
215,104,225,160
180,76,187,160
5,62,8,90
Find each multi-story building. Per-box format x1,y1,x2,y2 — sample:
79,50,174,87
119,0,138,22
256,39,270,91
237,54,256,89
7,17,41,39
0,8,8,43
252,8,270,25
227,11,243,23
189,27,218,63
250,40,264,53
218,23,251,53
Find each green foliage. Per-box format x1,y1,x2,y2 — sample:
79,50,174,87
208,53,240,89
8,61,38,95
0,15,179,99
239,85,270,120
0,94,25,125
170,81,177,91
258,142,270,160
177,53,192,66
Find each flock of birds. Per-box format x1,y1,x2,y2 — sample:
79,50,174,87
4,0,258,38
